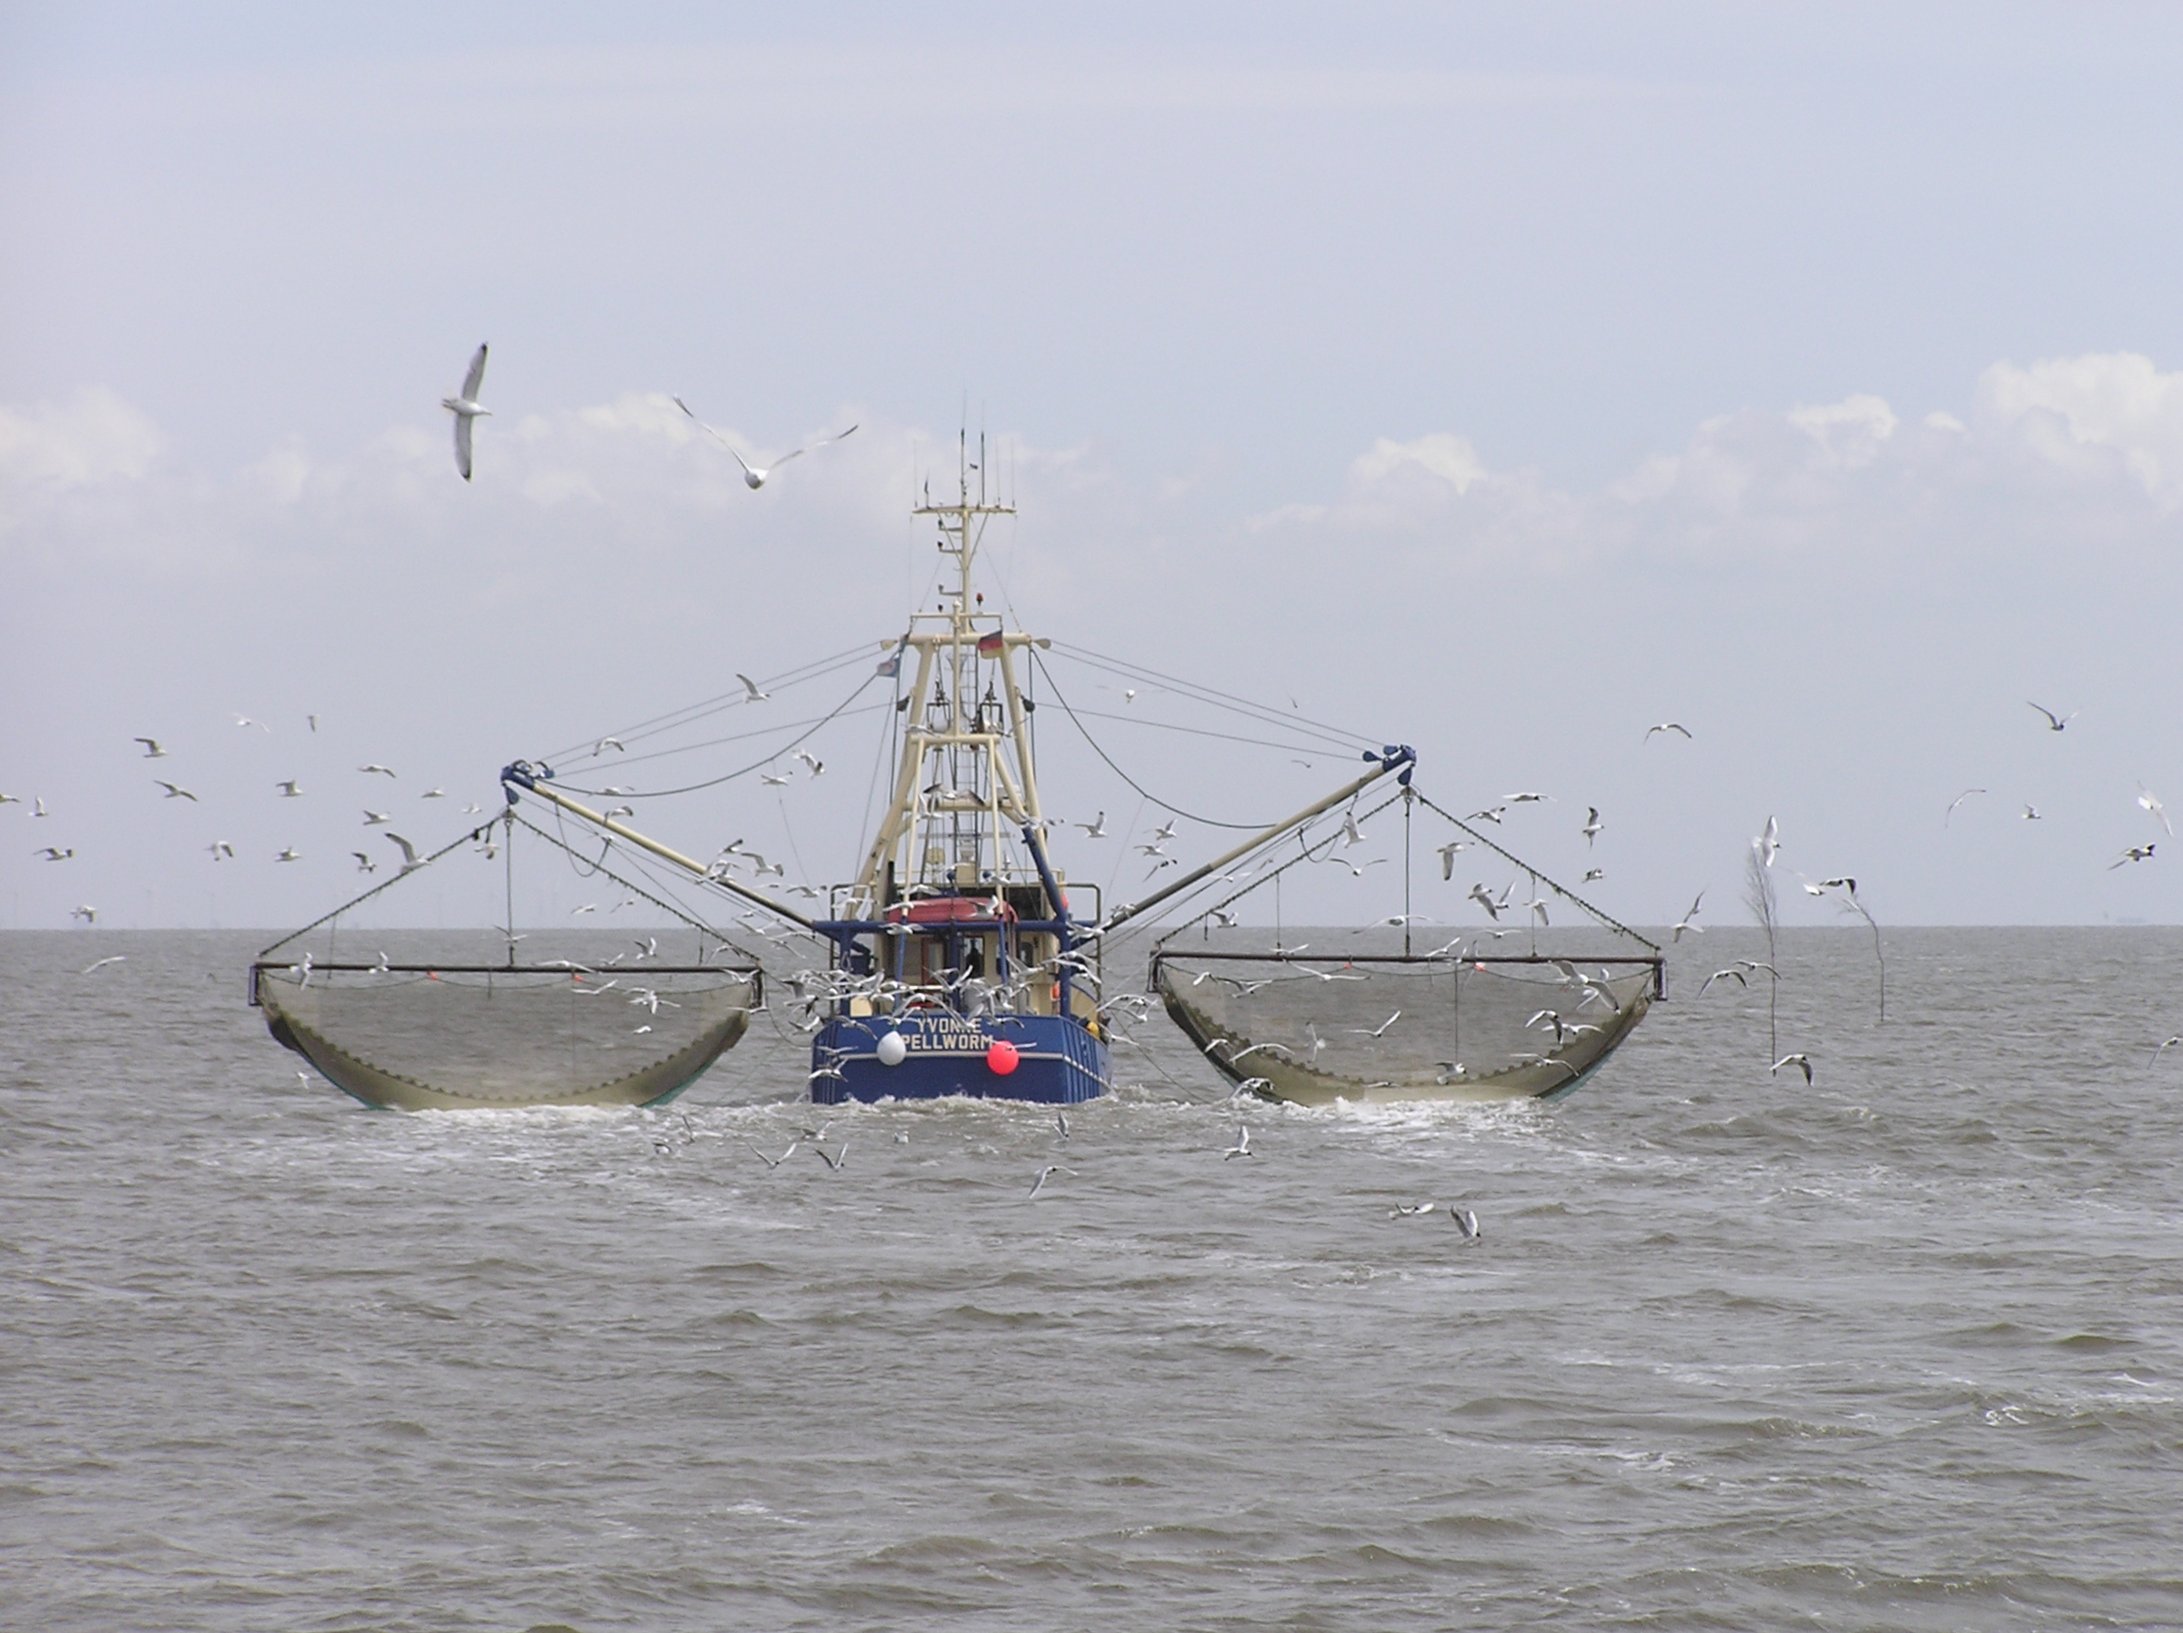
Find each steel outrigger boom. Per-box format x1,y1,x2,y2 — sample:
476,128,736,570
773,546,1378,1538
499,760,819,933
1102,745,1415,932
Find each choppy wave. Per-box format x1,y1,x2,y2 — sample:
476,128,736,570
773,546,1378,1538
3,927,2182,1631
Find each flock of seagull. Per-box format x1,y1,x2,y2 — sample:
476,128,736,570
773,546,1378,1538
8,716,472,929
438,341,856,488
641,1104,1488,1242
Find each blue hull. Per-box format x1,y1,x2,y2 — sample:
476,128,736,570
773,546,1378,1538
811,1013,1109,1104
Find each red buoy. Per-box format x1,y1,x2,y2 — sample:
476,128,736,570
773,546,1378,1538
986,1039,1020,1076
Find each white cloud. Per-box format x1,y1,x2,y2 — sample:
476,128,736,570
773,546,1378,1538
0,387,167,522
1976,352,2183,506
1249,353,2183,574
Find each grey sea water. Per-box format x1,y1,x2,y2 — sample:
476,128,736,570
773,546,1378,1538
4,926,2181,1631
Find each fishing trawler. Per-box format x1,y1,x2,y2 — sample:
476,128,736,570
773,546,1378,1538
496,445,1419,1105
253,432,1660,1109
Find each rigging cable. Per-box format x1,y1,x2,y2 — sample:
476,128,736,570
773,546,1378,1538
1029,647,1330,832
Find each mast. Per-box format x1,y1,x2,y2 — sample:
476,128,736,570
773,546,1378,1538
847,434,1043,917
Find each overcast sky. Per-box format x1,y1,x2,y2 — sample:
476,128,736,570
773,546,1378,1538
7,3,2183,931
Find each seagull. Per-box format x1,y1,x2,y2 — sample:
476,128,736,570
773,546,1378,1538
1390,1202,1436,1218
1223,1125,1253,1159
81,953,126,974
1755,815,1780,868
442,342,490,481
351,851,375,873
1340,808,1365,847
154,779,197,801
71,904,97,923
1770,1052,1815,1085
420,788,445,799
596,737,626,755
2151,1036,2182,1065
134,737,168,758
1505,791,1549,805
2027,701,2077,732
1671,889,1706,941
674,396,858,489
275,847,302,863
359,763,397,778
760,770,792,787
233,714,270,731
2022,804,2042,821
747,1140,798,1168
1581,807,1603,846
208,839,235,861
1350,1011,1402,1038
362,809,391,826
809,1141,848,1172
35,846,74,861
1468,882,1507,921
736,673,770,703
1644,722,1693,741
1074,811,1108,838
1027,1164,1076,1198
1448,1206,1482,1241
1698,967,1748,994
385,832,423,873
1436,838,1467,880
2138,785,2172,836
1945,788,1987,826
2111,844,2157,869
275,779,303,798
32,796,47,817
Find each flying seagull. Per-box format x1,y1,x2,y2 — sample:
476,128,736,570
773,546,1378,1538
2027,701,2077,732
1945,788,1987,827
1770,1052,1815,1085
1644,722,1692,741
674,396,858,489
154,779,197,801
1671,889,1706,942
2111,844,2157,869
1027,1164,1077,1198
442,342,490,481
736,673,770,703
2138,785,2172,836
134,737,168,758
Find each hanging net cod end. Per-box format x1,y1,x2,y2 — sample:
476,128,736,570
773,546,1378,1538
257,960,758,1110
1153,950,1657,1106
251,812,765,1109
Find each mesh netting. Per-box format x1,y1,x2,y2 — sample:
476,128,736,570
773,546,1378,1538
1153,948,1653,1105
259,962,756,1110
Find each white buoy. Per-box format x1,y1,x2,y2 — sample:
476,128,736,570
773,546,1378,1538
876,1030,907,1067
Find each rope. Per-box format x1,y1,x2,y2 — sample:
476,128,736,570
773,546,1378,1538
1413,789,1661,953
1047,639,1370,753
1144,787,1412,949
546,669,885,799
1030,647,1329,832
542,640,880,766
257,823,505,960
